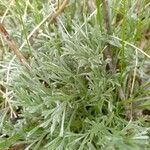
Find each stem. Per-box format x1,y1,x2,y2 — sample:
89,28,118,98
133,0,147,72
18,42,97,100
101,0,111,34
96,0,103,31
121,0,126,76
0,23,26,63
101,0,114,72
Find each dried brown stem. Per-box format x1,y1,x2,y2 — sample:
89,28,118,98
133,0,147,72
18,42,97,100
49,0,69,23
0,23,26,63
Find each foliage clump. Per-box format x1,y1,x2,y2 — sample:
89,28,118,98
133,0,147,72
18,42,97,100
0,0,150,149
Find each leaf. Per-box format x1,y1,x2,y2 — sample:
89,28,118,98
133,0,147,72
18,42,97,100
0,134,22,150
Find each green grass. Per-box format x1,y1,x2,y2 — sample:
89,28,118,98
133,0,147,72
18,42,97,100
0,0,150,149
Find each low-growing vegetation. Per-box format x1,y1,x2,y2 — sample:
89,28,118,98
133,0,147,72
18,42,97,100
0,0,150,149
